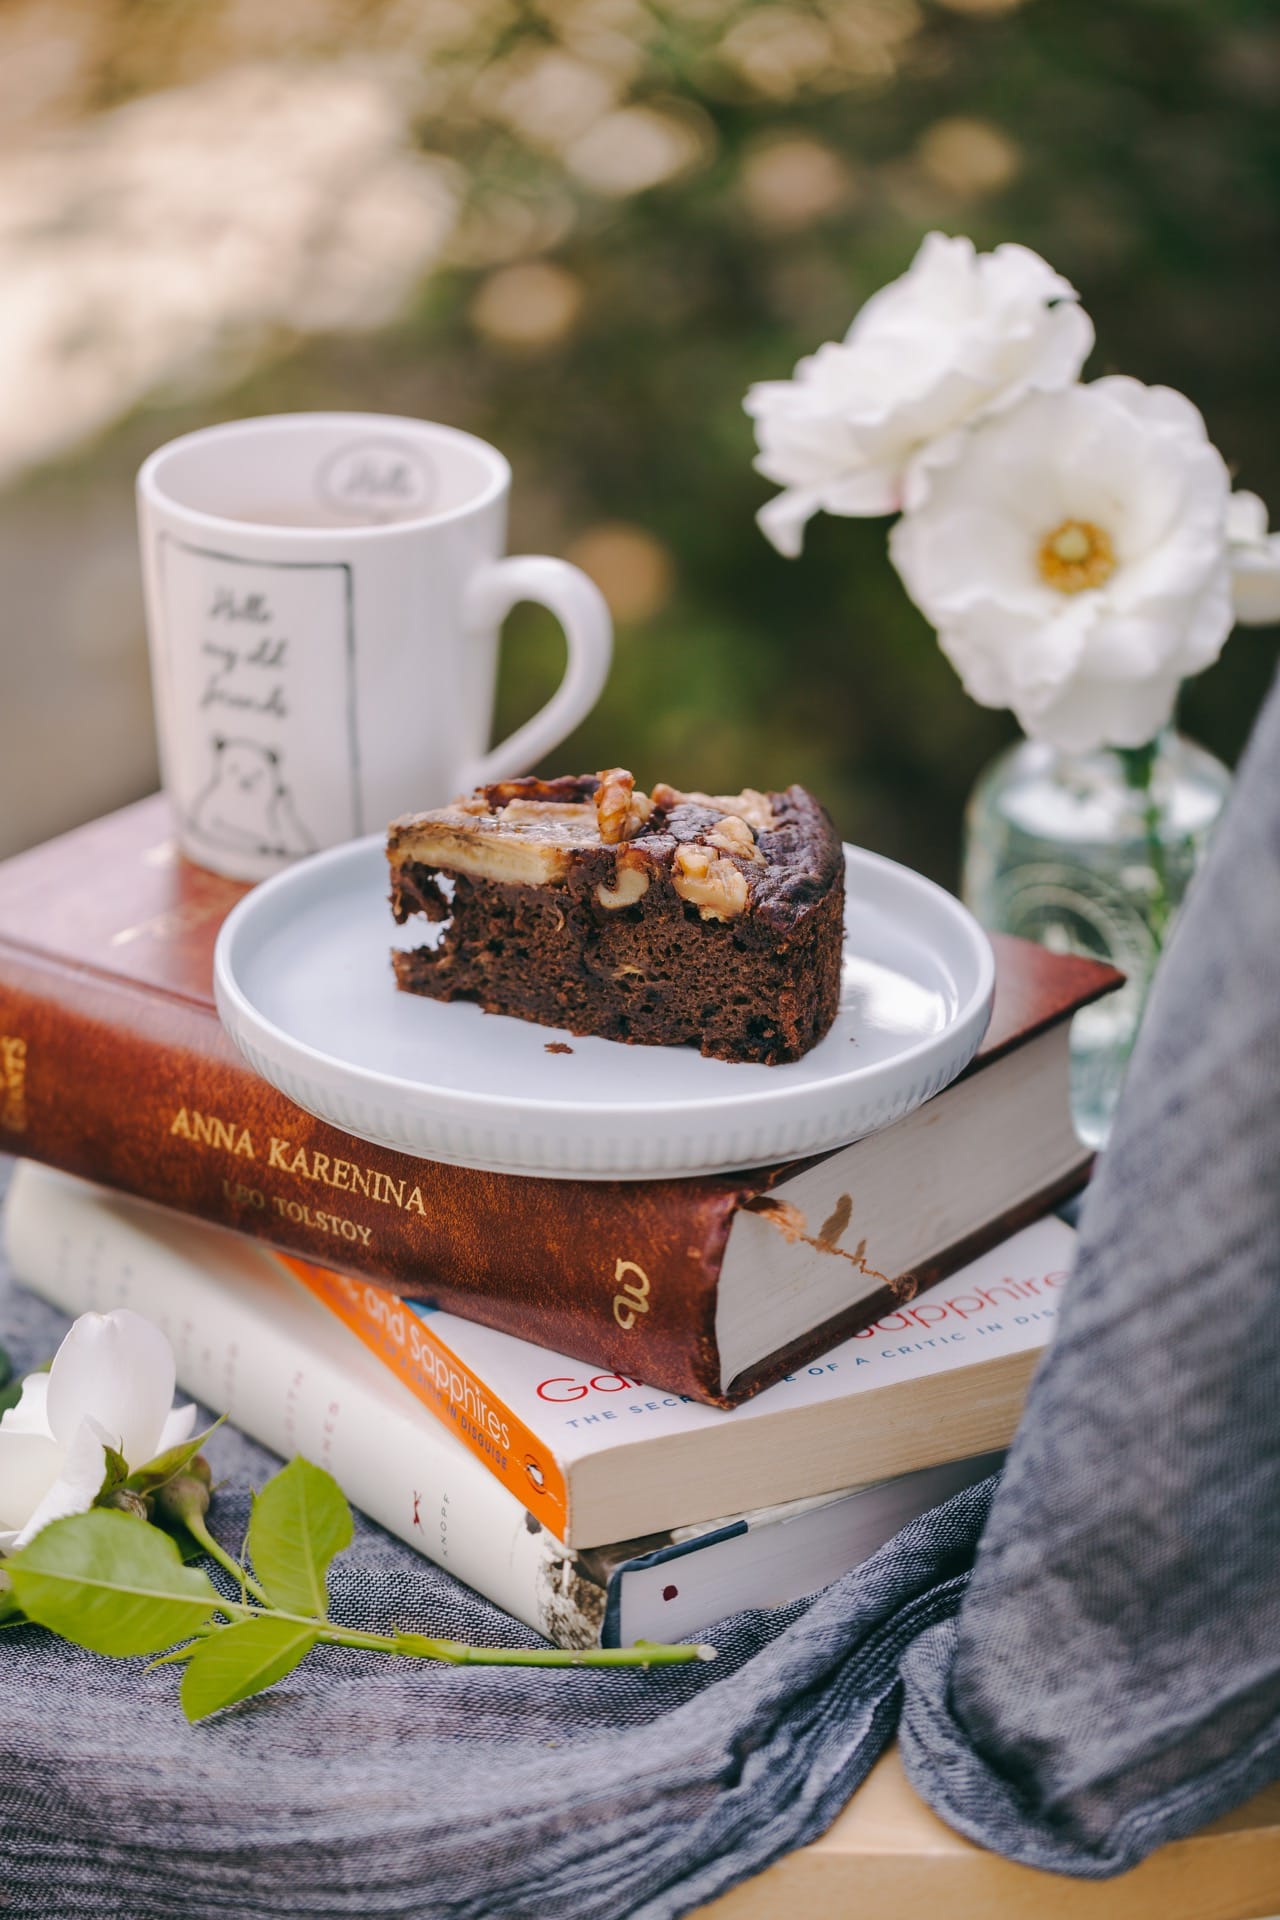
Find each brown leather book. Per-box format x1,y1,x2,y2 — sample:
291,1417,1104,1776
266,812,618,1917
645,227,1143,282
0,796,1120,1406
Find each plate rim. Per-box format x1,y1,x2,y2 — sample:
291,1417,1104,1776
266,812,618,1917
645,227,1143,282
214,833,994,1132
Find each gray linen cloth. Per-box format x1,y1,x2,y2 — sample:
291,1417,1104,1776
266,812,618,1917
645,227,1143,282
3,672,1280,1916
899,667,1280,1872
0,1228,985,1920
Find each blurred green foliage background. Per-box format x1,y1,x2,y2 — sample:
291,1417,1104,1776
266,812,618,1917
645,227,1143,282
3,0,1279,880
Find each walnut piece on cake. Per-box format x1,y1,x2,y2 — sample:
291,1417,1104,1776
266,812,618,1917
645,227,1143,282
387,769,844,1065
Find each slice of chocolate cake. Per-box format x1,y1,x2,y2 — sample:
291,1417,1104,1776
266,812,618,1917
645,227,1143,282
387,770,845,1064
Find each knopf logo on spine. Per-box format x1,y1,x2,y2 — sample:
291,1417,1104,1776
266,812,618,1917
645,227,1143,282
612,1258,651,1330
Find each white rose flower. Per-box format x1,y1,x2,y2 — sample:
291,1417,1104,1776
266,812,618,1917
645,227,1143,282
1226,490,1280,627
888,377,1233,753
0,1309,195,1553
745,230,1094,556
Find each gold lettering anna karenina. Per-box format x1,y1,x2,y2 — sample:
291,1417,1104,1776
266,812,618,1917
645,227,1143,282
169,1106,432,1214
0,1035,27,1133
172,1107,652,1310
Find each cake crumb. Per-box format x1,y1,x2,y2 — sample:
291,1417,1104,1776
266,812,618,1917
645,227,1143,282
545,1041,574,1054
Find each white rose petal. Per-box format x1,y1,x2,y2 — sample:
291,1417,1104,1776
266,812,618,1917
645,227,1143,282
45,1307,180,1468
6,1418,111,1554
0,1371,51,1434
889,377,1233,753
0,1307,195,1553
1227,491,1268,543
156,1402,199,1454
1226,489,1280,626
0,1429,65,1550
745,230,1094,553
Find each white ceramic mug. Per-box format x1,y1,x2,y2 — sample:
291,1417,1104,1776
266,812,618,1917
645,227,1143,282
137,412,613,881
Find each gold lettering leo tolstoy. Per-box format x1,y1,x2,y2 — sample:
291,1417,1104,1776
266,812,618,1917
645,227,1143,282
612,1257,651,1330
168,1109,429,1216
1,1035,28,1134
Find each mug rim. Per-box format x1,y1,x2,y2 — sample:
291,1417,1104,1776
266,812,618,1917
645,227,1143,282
136,411,511,539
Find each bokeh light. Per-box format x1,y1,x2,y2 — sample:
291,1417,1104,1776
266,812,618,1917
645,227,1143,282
1,0,1276,878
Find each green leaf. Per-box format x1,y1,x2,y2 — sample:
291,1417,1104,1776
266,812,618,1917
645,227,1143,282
166,1523,210,1565
180,1616,317,1722
146,1642,201,1669
0,1343,11,1387
94,1446,150,1523
96,1445,130,1502
0,1571,22,1626
247,1457,352,1618
6,1510,223,1656
125,1418,225,1495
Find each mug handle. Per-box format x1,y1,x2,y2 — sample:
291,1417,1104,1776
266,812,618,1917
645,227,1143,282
459,555,613,790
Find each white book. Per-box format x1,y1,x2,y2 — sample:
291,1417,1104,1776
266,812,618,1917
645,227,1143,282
290,1210,1075,1544
5,1161,1018,1649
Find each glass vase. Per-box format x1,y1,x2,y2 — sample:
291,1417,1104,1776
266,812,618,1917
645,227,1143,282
962,729,1232,1149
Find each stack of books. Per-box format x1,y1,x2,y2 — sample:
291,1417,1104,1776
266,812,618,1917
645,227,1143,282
0,796,1118,1648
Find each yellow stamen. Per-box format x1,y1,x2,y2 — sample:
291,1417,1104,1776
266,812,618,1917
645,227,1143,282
1037,518,1116,594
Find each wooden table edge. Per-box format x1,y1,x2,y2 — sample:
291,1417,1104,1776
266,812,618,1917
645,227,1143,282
696,1745,1280,1920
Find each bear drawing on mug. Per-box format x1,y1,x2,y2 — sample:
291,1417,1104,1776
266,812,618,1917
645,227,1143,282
189,739,317,862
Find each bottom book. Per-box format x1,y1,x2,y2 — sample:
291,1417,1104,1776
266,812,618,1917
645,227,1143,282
3,1160,1005,1650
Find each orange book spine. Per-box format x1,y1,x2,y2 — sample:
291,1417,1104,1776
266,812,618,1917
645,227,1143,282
281,1254,571,1538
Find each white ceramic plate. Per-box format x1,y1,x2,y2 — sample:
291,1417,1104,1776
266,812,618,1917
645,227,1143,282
214,836,994,1180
